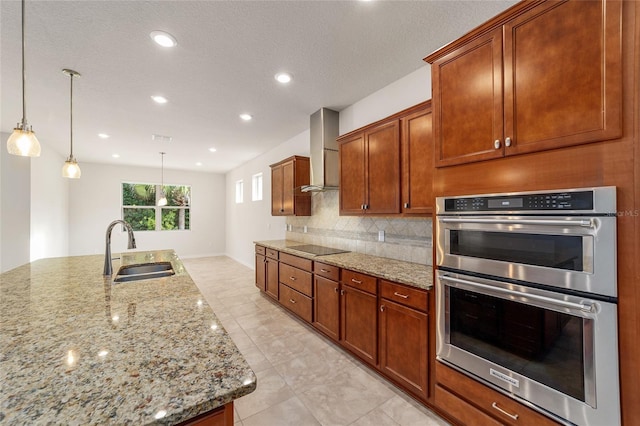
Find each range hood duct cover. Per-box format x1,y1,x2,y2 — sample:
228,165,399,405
301,108,340,192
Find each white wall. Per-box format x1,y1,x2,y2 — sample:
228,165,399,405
30,143,69,262
1,132,31,272
68,162,226,259
225,130,310,267
224,65,432,268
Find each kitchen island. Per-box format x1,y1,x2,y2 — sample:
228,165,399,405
0,250,256,425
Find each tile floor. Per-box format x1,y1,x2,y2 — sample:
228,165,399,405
182,256,449,426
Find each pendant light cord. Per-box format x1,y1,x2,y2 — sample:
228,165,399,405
70,72,74,157
21,0,27,123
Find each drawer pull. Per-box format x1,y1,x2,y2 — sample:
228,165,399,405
380,305,385,312
289,276,296,281
289,298,296,304
393,292,409,299
320,268,330,273
351,278,362,284
334,287,339,293
491,402,519,420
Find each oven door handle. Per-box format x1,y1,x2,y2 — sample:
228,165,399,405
440,217,593,228
440,275,595,313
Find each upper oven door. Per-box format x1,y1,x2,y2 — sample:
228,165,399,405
436,215,617,297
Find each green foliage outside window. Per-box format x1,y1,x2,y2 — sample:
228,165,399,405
122,183,191,231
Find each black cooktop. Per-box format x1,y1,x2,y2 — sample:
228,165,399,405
289,244,349,256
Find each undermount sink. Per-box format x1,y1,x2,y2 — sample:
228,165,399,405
114,261,175,282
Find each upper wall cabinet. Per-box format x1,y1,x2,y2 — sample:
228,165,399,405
425,0,622,167
270,155,311,216
338,101,432,217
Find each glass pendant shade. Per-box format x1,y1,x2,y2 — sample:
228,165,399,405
157,192,168,206
62,156,81,178
157,151,167,206
7,125,41,156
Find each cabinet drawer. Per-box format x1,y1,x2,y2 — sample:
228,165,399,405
435,385,502,426
380,280,428,312
280,252,312,271
279,283,313,323
342,270,377,295
255,245,266,255
279,263,313,297
266,248,279,259
436,362,558,425
314,261,339,281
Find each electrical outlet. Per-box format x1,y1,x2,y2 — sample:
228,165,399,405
303,226,308,233
378,230,385,242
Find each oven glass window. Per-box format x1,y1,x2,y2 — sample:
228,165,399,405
450,230,584,271
449,287,586,402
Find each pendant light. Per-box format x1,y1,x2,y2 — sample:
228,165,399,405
157,152,167,206
61,69,81,178
7,0,41,157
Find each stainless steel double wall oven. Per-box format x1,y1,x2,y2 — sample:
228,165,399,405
435,187,620,425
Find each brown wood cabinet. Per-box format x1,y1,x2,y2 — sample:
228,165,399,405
401,103,433,214
436,363,558,426
313,262,340,341
278,252,314,323
379,280,429,401
270,155,311,216
426,0,622,167
338,120,401,215
178,402,234,426
340,271,378,366
255,245,266,292
265,251,279,300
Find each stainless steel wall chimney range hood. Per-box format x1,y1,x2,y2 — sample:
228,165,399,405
301,108,340,192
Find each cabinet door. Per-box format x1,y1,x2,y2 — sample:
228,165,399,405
265,257,279,299
340,284,378,366
366,120,401,214
271,165,284,215
339,133,367,214
401,107,433,214
379,299,428,400
255,253,266,291
432,27,504,167
503,0,622,156
281,161,295,215
313,276,340,341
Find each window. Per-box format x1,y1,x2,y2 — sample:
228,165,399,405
235,180,244,203
252,173,263,201
122,182,191,231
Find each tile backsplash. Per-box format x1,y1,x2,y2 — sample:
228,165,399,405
286,191,433,265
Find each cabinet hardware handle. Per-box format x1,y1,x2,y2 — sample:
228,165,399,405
289,276,296,281
494,139,501,149
334,287,339,293
361,204,365,210
505,137,512,147
364,204,369,210
340,289,345,295
380,305,385,312
393,292,409,299
280,208,284,213
491,402,519,420
289,299,296,304
320,269,329,273
351,279,362,284
404,202,409,208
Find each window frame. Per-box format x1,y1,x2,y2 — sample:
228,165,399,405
251,173,263,201
121,181,191,232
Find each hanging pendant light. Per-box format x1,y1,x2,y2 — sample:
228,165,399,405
7,0,41,157
157,152,167,206
61,69,81,178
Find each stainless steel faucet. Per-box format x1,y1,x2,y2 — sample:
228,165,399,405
104,220,136,275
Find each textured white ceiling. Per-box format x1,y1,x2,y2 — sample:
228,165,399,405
0,0,517,173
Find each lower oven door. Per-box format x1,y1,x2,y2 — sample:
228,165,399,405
436,270,620,426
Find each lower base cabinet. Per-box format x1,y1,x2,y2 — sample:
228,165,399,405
435,363,559,426
265,257,279,300
313,275,340,341
340,279,378,367
379,298,428,401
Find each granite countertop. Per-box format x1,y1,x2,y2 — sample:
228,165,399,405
255,240,433,290
0,250,256,425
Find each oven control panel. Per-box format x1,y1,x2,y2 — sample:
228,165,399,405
440,190,595,213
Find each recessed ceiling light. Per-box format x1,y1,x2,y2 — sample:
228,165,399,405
112,154,120,158
151,95,168,104
275,72,293,84
196,162,203,166
209,147,217,153
239,113,252,121
98,133,110,139
150,31,177,48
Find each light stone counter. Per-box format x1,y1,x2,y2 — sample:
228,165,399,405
0,250,256,425
255,240,433,290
